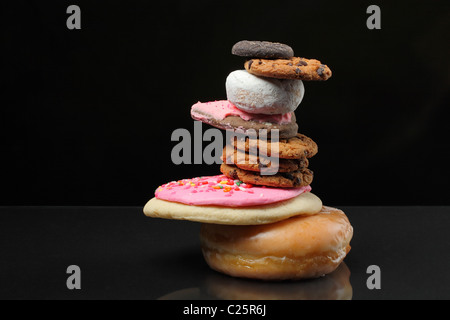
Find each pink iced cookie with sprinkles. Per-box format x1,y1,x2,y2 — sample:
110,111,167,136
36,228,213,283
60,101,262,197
155,175,311,207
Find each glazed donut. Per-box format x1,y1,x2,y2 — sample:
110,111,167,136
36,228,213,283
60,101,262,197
200,206,353,280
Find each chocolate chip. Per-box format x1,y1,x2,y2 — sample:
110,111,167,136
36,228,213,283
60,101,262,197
258,60,262,65
317,67,324,75
287,62,293,66
296,60,308,66
247,60,253,69
229,169,239,180
281,172,295,180
295,68,301,74
299,158,306,166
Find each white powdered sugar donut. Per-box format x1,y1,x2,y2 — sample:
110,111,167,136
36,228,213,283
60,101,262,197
225,70,305,115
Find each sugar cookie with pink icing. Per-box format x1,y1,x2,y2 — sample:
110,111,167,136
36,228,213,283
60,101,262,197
143,175,321,225
191,100,298,138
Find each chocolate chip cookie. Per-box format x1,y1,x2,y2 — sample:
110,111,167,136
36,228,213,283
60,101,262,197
245,57,332,81
232,40,294,59
222,144,309,173
220,163,313,188
232,133,318,159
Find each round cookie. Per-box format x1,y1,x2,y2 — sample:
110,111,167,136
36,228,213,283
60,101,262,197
191,101,298,139
222,144,309,173
226,70,305,115
245,57,332,81
231,40,294,59
143,191,323,225
200,206,353,280
220,163,313,188
232,133,318,159
154,175,312,207
213,115,298,139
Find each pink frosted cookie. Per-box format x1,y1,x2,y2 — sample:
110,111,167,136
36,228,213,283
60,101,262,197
191,101,298,138
144,175,321,225
155,175,310,207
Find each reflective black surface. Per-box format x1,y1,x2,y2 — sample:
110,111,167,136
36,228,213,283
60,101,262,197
1,206,450,300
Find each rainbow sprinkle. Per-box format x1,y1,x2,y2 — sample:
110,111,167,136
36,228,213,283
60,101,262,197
155,175,254,194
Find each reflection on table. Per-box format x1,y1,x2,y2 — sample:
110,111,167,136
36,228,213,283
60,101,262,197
158,262,352,300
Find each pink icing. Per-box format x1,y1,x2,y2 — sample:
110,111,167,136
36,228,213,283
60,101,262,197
191,100,292,124
155,175,311,207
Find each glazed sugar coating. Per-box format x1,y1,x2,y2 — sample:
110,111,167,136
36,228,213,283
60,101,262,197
200,206,353,280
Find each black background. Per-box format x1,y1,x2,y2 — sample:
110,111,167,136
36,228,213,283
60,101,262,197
1,0,449,206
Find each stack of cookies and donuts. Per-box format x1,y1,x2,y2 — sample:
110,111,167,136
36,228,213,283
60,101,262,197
144,41,353,281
